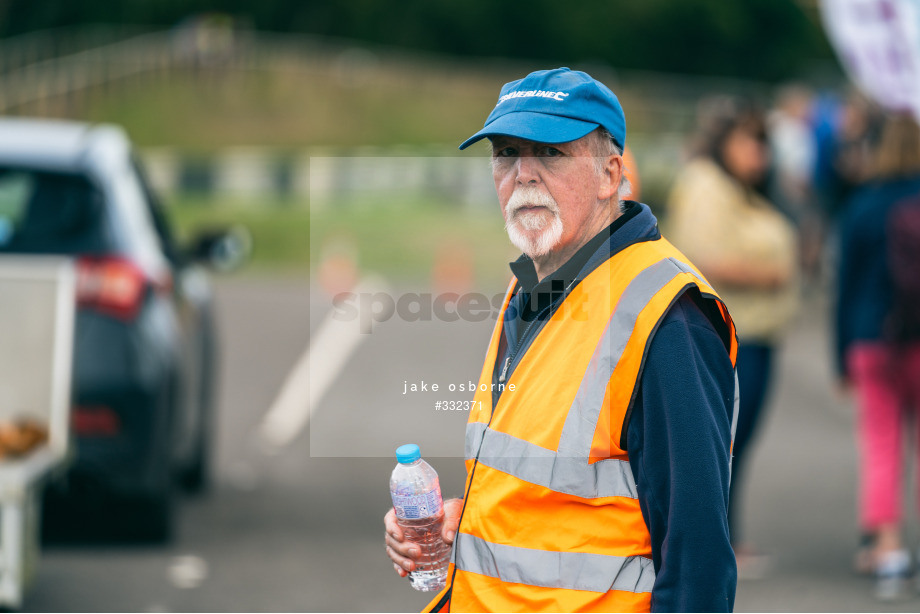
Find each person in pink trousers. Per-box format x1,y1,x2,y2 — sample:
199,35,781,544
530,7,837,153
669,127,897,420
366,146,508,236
836,113,920,600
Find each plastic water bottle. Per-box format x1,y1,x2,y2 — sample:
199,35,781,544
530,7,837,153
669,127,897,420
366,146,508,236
390,444,451,592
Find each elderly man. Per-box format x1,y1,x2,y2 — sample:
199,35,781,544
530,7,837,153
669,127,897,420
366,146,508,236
385,67,739,613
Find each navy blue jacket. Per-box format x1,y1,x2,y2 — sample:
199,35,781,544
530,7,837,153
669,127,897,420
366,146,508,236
495,202,737,612
836,175,920,377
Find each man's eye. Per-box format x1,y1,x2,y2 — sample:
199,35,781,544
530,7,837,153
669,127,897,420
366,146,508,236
496,147,517,157
540,147,563,157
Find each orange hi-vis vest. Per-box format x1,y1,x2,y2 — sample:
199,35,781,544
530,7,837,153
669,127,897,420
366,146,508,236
425,236,738,613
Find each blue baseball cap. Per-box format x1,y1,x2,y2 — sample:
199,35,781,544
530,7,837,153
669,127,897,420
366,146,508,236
459,67,626,150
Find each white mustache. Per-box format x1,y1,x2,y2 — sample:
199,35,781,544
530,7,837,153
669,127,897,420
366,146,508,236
505,187,559,219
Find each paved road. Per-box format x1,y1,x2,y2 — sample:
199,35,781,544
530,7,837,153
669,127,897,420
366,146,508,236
20,276,920,612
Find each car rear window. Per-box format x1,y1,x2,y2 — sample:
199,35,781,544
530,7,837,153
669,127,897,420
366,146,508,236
0,167,107,254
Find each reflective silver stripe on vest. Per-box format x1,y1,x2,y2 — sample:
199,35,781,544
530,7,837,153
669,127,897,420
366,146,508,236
468,422,638,499
454,533,656,594
465,420,488,460
558,258,702,458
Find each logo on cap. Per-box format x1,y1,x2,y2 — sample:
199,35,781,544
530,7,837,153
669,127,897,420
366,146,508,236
497,90,570,105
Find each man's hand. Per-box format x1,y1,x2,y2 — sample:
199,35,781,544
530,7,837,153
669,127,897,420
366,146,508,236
384,498,463,578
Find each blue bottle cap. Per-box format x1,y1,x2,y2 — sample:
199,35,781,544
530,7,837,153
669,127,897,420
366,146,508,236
395,444,421,464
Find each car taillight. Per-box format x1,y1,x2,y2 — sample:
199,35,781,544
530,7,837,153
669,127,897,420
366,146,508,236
72,405,121,437
76,257,164,320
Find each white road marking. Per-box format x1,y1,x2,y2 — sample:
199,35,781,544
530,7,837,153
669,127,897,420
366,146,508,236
167,555,209,590
257,275,389,452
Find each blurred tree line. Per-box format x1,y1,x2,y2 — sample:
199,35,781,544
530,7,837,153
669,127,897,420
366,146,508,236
0,0,831,81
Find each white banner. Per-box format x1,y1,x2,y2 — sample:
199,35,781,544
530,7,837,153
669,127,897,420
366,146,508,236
820,0,920,120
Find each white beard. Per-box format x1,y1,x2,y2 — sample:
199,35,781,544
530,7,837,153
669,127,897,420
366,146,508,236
503,187,564,258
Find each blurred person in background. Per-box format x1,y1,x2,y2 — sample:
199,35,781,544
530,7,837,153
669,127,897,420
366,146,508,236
817,92,881,223
768,84,817,222
622,145,642,200
812,92,883,287
835,113,920,601
767,84,822,286
665,97,799,576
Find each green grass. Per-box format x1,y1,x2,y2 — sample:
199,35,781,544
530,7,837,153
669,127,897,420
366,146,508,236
166,194,518,285
76,68,503,151
311,197,516,285
167,195,312,273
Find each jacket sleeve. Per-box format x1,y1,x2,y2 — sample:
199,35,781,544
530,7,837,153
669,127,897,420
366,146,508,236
626,292,737,613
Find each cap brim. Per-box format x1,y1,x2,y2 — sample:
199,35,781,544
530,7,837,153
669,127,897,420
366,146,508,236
458,112,600,150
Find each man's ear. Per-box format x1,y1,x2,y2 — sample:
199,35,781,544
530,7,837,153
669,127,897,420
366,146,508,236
597,154,623,202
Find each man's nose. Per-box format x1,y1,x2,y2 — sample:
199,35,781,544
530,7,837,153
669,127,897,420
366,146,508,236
514,155,540,185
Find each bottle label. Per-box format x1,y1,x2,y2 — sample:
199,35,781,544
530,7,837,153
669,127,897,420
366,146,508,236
392,487,443,519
